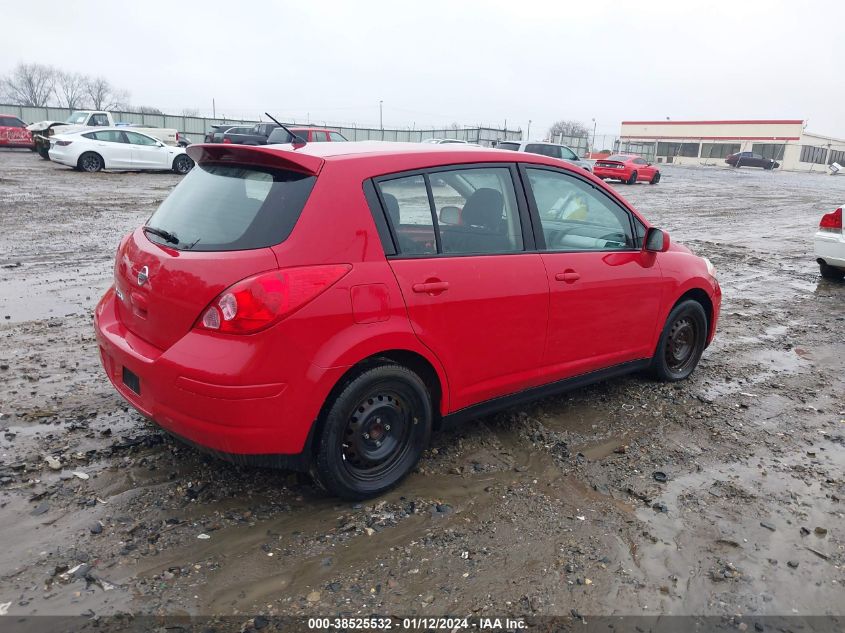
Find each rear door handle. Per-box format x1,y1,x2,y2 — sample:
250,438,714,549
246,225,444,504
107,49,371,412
555,270,581,283
412,281,450,294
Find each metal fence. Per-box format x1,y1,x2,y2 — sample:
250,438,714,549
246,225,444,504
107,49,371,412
3,104,522,146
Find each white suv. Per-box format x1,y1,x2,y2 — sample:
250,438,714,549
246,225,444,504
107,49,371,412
496,140,592,173
815,206,845,280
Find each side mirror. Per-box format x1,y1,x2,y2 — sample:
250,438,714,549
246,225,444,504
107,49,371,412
644,227,670,252
439,206,461,225
647,162,652,166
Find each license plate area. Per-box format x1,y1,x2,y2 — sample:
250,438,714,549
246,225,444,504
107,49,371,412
122,366,141,395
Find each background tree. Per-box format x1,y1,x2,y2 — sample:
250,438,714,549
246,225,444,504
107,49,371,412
547,119,589,140
86,77,129,110
0,62,56,107
128,105,164,115
55,71,89,109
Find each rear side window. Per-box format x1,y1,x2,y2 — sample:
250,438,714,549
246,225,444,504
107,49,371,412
378,175,436,256
526,143,561,159
376,167,524,257
145,164,316,251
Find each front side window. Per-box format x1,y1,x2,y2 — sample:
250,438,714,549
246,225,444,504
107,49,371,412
328,131,347,142
378,175,436,256
430,167,523,254
90,114,109,126
124,131,158,145
526,168,634,252
560,146,578,160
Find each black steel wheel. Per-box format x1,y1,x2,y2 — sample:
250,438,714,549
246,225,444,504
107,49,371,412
172,155,194,175
626,170,638,185
315,364,432,500
78,152,103,173
651,300,708,381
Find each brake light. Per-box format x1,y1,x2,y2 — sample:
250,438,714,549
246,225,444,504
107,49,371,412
819,208,842,232
176,132,181,141
222,137,232,144
56,140,72,146
196,265,352,334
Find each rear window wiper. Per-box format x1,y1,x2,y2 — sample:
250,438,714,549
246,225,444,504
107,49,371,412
143,225,180,245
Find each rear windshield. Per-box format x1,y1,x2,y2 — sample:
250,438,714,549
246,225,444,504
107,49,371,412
496,142,520,151
604,155,629,161
145,164,316,252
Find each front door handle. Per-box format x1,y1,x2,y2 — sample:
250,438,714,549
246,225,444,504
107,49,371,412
555,270,581,283
412,281,450,294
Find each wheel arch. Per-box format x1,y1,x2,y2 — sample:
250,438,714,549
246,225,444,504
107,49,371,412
670,287,714,340
307,348,447,464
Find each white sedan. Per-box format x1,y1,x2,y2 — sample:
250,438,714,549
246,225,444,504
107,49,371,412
48,128,194,174
815,205,844,280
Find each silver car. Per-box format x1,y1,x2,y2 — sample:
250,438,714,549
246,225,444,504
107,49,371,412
495,140,593,172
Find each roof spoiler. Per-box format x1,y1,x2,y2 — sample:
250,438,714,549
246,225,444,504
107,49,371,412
186,144,324,176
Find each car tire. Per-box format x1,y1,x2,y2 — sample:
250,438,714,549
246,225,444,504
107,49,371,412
626,170,638,185
650,300,708,382
315,363,433,500
78,152,104,173
650,172,661,184
819,260,845,281
172,155,194,175
37,146,50,160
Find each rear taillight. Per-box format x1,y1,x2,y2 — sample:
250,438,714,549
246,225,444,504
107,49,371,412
819,208,843,232
222,137,232,144
196,265,352,334
56,140,72,146
176,132,181,141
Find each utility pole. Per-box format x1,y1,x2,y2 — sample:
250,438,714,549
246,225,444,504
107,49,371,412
212,98,216,119
379,100,384,139
527,119,532,140
591,118,597,155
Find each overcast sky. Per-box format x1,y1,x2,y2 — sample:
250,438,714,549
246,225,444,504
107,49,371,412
2,0,844,139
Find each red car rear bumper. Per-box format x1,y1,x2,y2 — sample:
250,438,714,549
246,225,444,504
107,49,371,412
593,166,631,180
94,287,342,464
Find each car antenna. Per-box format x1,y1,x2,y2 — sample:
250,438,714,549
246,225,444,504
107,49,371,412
264,112,306,146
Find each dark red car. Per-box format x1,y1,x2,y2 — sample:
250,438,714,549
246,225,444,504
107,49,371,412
95,142,720,499
0,114,34,149
593,154,660,184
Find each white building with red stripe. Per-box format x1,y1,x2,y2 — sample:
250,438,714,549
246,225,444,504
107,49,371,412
618,120,845,172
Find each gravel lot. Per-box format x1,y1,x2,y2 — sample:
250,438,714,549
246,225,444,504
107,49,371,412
0,149,843,624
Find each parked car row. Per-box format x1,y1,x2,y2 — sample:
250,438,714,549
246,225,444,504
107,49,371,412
203,122,349,145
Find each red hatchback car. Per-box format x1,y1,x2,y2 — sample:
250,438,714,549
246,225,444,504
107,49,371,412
95,142,720,499
0,114,34,149
593,154,660,185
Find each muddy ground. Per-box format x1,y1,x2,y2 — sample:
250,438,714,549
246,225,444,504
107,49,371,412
0,149,843,624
